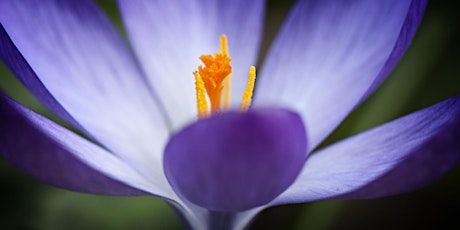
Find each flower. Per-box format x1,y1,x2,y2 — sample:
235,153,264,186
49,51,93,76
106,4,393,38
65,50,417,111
0,0,459,229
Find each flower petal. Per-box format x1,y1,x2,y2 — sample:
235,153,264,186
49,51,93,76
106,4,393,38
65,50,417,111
117,0,265,129
254,0,428,150
233,208,264,230
164,109,307,211
0,0,170,188
272,95,460,205
0,94,170,197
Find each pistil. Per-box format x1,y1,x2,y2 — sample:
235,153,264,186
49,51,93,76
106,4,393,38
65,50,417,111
193,35,256,117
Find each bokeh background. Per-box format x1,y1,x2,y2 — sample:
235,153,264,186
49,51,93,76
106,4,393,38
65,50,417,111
1,0,460,229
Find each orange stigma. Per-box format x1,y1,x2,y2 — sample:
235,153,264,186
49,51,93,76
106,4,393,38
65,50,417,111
193,35,256,118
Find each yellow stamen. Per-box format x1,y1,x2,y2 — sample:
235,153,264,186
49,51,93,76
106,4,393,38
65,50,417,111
240,66,256,111
220,35,229,56
221,36,231,110
193,34,257,117
196,35,231,114
223,74,231,110
194,71,209,118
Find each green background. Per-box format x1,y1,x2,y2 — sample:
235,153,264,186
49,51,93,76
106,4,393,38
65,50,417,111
1,0,460,229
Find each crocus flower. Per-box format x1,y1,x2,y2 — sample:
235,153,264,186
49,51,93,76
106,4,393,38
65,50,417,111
0,0,459,229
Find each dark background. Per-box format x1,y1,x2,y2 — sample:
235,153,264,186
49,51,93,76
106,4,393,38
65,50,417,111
1,0,460,229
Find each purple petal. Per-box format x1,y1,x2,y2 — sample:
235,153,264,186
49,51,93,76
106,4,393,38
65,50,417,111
0,94,159,197
272,95,460,205
0,0,170,187
233,208,264,230
117,0,265,129
164,109,307,211
254,0,428,150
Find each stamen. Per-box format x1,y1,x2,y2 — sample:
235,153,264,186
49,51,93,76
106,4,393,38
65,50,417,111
196,35,232,114
194,71,209,118
221,35,231,110
220,35,229,56
240,66,256,111
193,35,257,116
223,75,231,110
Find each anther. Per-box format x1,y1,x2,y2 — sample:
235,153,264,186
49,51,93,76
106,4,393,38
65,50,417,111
193,35,257,117
240,66,256,111
194,71,209,118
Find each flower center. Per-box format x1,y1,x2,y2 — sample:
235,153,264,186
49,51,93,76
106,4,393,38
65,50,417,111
193,35,256,118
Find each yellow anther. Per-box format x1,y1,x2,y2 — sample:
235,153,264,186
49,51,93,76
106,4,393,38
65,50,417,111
221,35,231,110
220,35,229,56
195,35,231,114
194,71,209,118
223,75,231,110
240,66,256,111
193,34,257,117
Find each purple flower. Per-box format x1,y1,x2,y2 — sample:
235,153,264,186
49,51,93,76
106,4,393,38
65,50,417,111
0,0,459,229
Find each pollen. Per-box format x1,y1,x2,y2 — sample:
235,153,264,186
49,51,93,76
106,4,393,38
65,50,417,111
240,66,256,112
194,35,256,118
193,71,209,118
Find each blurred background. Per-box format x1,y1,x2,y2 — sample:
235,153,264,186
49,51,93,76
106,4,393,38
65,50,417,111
1,0,460,229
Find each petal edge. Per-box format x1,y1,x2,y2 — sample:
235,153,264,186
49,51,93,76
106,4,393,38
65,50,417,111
0,94,165,197
272,95,460,205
